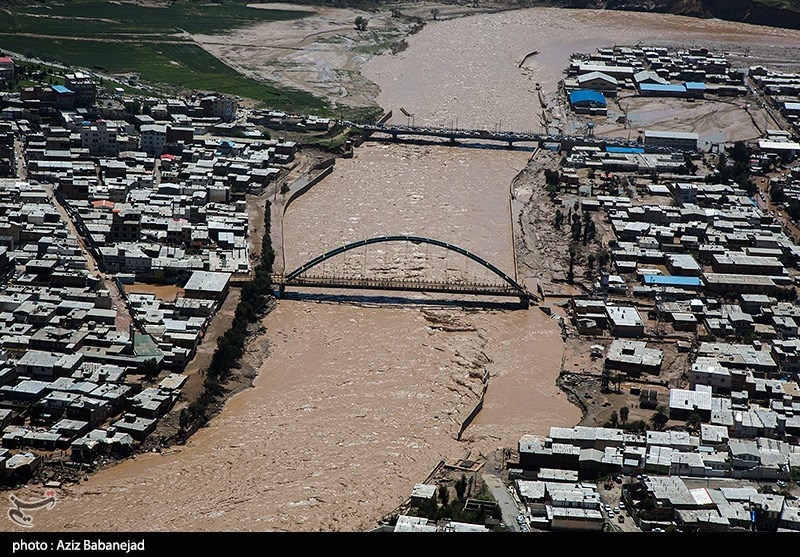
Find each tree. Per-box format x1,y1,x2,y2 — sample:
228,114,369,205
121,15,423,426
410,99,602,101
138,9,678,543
608,411,619,428
544,168,560,186
596,247,609,270
789,199,800,222
438,484,450,506
627,419,648,433
682,154,698,175
729,140,750,164
571,212,581,242
354,16,368,31
601,366,612,392
582,212,596,245
619,405,629,425
137,357,160,380
771,181,787,204
567,242,577,284
455,474,468,500
431,7,440,20
554,209,564,230
685,411,703,432
650,405,669,431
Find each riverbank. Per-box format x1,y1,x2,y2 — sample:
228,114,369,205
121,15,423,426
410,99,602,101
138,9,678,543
8,5,800,533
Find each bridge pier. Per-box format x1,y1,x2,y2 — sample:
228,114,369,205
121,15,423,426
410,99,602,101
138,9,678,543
519,295,530,309
278,284,285,299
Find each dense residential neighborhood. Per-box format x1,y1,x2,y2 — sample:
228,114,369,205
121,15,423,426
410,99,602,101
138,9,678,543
0,57,321,485
384,45,800,533
3,38,800,534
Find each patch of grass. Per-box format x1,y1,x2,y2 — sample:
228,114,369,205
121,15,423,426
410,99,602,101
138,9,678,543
334,104,385,123
352,30,404,56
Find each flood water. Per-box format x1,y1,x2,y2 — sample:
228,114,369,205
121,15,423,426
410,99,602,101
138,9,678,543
7,6,800,533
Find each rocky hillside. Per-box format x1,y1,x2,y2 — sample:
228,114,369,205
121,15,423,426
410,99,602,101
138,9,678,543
558,0,800,29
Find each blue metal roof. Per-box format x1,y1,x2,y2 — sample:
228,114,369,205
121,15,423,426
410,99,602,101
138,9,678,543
51,85,74,94
639,83,686,93
606,146,644,154
643,275,702,287
684,82,706,90
568,89,607,107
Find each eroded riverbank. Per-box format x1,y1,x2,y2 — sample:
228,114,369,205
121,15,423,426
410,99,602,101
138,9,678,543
6,5,800,533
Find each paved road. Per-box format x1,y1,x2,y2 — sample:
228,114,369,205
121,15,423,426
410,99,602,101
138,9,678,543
482,473,523,532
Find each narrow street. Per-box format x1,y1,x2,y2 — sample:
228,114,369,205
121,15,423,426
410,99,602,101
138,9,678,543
756,175,800,245
482,473,524,532
41,182,133,332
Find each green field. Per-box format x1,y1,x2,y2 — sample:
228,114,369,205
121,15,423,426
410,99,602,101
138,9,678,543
0,1,311,37
0,0,339,115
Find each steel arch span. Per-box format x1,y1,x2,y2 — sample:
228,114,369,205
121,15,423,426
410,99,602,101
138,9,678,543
284,235,529,296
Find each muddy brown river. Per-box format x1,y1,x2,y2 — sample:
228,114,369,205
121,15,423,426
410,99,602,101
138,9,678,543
6,7,800,533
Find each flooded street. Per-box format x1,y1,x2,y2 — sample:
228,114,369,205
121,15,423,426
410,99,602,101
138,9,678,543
7,6,800,533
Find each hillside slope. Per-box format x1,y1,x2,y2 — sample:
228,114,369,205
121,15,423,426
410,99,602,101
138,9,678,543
559,0,800,29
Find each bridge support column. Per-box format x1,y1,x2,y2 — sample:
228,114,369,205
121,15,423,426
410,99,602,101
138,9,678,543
278,284,285,299
519,295,530,309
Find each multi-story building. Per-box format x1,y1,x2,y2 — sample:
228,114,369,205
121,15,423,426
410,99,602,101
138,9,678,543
64,71,96,108
139,124,168,156
109,209,141,243
200,95,238,122
80,120,119,156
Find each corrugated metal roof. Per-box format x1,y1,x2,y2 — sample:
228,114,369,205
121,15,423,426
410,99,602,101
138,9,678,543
568,89,606,107
643,275,702,287
639,83,686,93
606,146,644,154
51,85,74,95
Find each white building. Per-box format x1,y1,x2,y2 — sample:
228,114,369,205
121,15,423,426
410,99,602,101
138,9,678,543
80,120,119,156
139,124,168,156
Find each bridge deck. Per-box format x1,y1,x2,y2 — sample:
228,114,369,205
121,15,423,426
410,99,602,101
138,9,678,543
272,275,532,298
361,123,543,144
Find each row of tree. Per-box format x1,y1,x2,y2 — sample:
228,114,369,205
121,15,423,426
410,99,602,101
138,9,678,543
178,199,275,436
603,404,672,432
399,474,503,530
